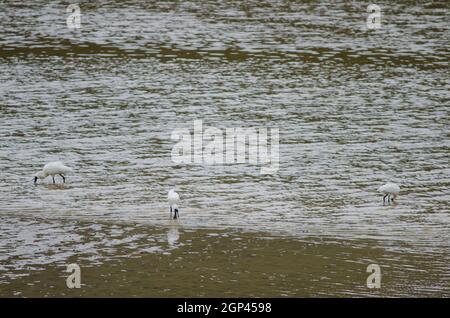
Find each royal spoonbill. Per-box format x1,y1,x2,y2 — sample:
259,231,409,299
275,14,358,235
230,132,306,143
34,161,73,184
168,189,180,219
378,183,400,204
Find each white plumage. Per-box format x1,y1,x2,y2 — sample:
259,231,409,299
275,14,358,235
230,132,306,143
34,161,73,184
378,183,400,204
167,189,180,219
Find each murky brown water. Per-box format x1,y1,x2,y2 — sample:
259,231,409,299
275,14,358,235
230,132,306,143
0,1,449,297
0,216,448,297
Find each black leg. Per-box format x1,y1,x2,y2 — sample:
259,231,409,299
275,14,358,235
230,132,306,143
52,176,55,184
60,174,65,183
383,194,387,204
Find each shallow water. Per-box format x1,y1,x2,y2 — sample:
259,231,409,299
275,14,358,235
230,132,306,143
0,217,448,297
0,1,449,296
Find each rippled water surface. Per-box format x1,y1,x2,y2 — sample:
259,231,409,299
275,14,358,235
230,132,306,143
0,1,449,296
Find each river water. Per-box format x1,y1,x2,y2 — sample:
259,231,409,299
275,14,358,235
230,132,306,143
0,1,449,297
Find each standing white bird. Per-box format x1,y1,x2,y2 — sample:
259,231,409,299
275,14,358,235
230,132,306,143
378,183,400,204
167,189,180,219
34,161,73,184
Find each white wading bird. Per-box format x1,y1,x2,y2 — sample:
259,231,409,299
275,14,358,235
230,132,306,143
378,183,400,204
167,189,180,219
34,161,73,184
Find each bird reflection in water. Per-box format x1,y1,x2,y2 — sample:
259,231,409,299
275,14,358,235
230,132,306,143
167,221,180,247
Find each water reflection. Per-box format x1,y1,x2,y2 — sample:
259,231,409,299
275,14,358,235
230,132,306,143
44,184,68,190
167,222,180,247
